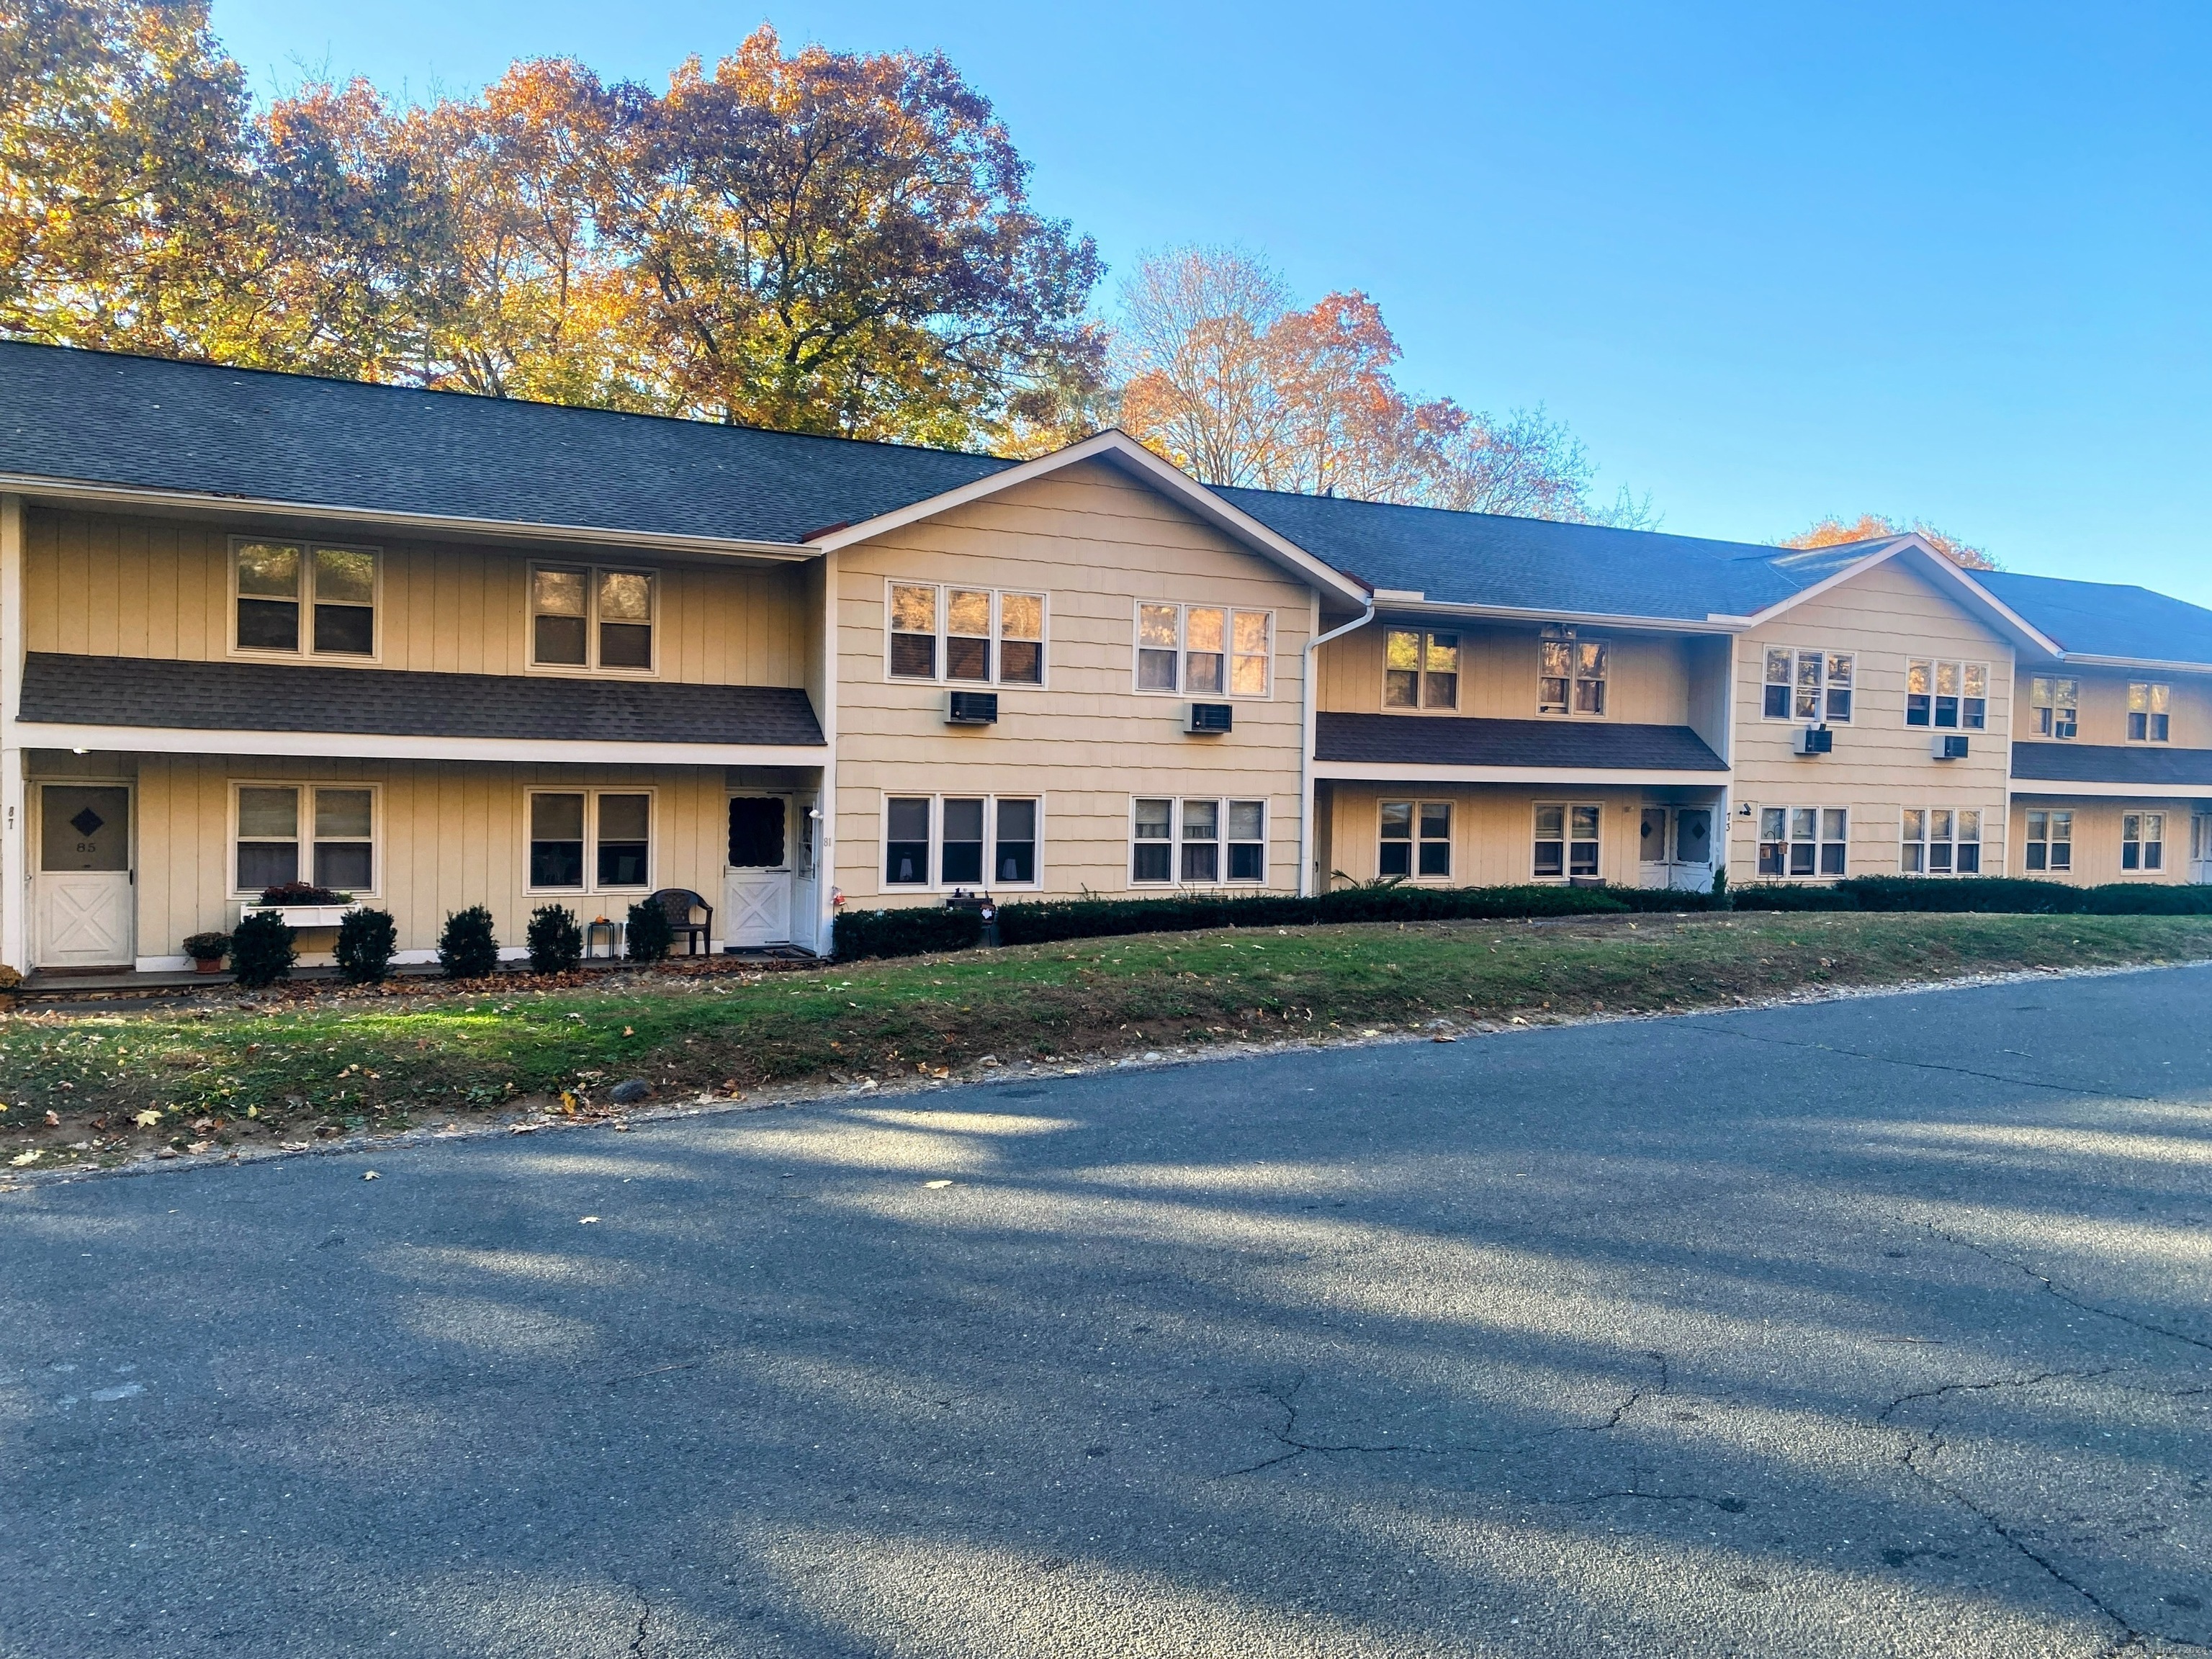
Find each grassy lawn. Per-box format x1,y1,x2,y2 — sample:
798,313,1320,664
4,910,2208,1173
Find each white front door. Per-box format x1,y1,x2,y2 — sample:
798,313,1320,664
35,785,134,968
2193,814,2212,884
725,795,792,948
1638,806,1715,892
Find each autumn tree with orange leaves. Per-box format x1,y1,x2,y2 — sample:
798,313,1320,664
1782,513,1997,570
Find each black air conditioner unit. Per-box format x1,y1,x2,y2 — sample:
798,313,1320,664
1931,734,1969,760
1791,724,1834,756
946,691,999,726
1186,702,1233,734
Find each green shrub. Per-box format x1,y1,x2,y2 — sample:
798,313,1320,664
229,911,296,987
1727,884,1861,912
1839,876,2080,914
2080,883,2212,915
1606,886,1719,913
624,899,674,963
526,904,583,974
833,906,986,961
334,908,397,984
437,906,501,979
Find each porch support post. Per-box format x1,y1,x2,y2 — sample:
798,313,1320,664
0,494,25,973
815,548,839,954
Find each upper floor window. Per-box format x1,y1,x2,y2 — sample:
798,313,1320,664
2128,682,2171,742
1537,633,1606,716
1136,603,1270,697
1905,660,1987,729
233,539,377,657
1384,629,1460,711
1763,649,1853,722
2029,676,2078,739
532,565,655,673
889,584,1047,685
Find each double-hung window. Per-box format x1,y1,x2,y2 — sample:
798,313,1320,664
233,539,378,657
1905,660,1987,729
2122,811,2166,872
1537,634,1607,716
528,791,652,891
1902,808,1982,874
2024,809,2072,873
1532,803,1601,879
887,584,1048,685
2128,682,2172,742
531,566,655,671
233,784,375,894
2029,676,2078,739
1763,649,1854,721
1383,630,1460,710
1758,806,1847,877
883,795,1043,889
1380,801,1452,878
1130,797,1266,885
1136,603,1271,696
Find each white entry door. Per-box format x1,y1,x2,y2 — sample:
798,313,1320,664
1638,806,1715,892
2193,814,2212,884
725,795,792,948
35,785,134,968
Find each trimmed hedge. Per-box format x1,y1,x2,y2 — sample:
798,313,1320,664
1730,876,2212,915
833,907,986,961
994,884,1632,949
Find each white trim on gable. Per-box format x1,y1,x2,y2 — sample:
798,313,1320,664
1709,535,2065,657
804,429,1374,608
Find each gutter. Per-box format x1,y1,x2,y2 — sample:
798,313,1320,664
1298,593,1376,896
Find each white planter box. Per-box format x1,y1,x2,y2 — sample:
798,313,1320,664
242,903,359,929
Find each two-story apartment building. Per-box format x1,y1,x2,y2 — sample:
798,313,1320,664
1,341,2208,976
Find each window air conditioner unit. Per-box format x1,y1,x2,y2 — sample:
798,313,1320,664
1186,701,1233,734
1931,734,1969,760
946,691,999,726
1791,724,1833,756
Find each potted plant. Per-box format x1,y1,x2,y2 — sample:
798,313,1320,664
183,930,232,974
246,881,358,929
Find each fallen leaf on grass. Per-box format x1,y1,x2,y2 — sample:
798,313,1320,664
9,1149,41,1166
133,1110,162,1128
44,1110,60,1126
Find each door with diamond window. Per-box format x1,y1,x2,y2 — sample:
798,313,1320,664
35,786,134,968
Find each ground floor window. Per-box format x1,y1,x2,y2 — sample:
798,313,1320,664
1132,797,1266,886
529,789,652,891
1533,802,1600,880
234,783,375,894
1380,801,1452,878
2122,811,2165,872
884,795,1042,889
1759,806,1846,877
2024,809,2072,873
1902,807,1982,874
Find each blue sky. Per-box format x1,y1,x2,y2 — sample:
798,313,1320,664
208,1,2212,603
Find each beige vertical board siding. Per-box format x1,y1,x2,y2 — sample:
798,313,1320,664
127,756,732,959
2036,665,2212,748
22,508,814,688
1316,619,1698,724
831,462,1312,904
1730,557,2015,879
1320,783,1650,888
2007,797,2200,886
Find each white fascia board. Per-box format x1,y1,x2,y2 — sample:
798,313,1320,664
2007,778,2212,800
2056,652,2212,676
1725,536,2065,657
14,721,828,768
1313,760,1730,786
806,430,1373,607
0,472,813,563
1380,597,1731,637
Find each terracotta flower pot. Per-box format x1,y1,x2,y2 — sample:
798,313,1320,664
193,958,225,974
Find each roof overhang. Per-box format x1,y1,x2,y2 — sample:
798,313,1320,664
14,721,827,767
2006,780,2212,801
2055,652,2212,675
806,430,1373,607
1708,536,2064,657
1314,760,1730,786
0,474,815,565
1368,597,1732,637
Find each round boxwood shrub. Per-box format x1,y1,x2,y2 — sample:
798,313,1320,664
335,908,397,984
229,911,297,988
526,904,583,974
437,905,501,979
624,899,673,963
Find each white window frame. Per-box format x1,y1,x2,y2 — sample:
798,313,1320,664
1128,796,1269,888
2121,810,2167,874
2023,808,2073,874
1761,647,1855,724
878,793,1046,893
1756,805,1848,879
228,536,382,662
1382,629,1461,713
883,581,1051,688
1532,801,1603,881
1536,631,1609,719
527,563,660,678
1905,659,1989,731
1378,799,1455,880
523,787,657,896
228,781,382,900
1131,602,1274,699
1900,807,1984,876
2126,681,2172,744
2028,676,2079,739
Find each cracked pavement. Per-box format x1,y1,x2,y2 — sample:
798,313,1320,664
4,963,2211,1657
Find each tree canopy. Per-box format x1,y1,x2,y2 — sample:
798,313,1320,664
1783,513,1997,570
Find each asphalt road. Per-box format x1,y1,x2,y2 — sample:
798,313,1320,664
6,966,2211,1658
